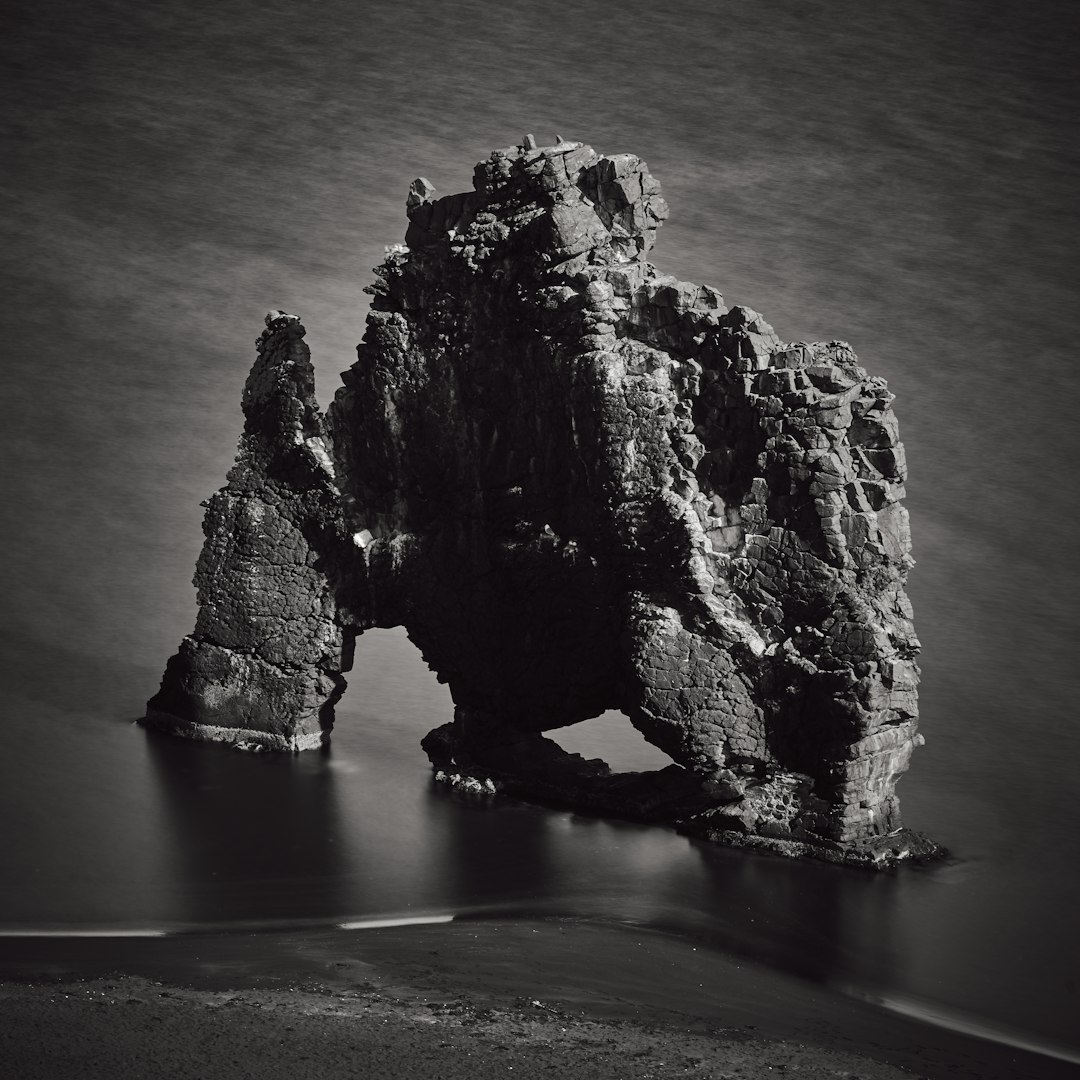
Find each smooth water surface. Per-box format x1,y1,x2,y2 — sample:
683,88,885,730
2,0,1078,1064
2,627,1078,1060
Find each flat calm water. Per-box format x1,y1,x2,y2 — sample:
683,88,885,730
2,0,1078,1066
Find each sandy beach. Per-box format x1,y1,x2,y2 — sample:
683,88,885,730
1,919,1072,1080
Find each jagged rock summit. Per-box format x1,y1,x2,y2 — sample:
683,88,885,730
145,137,937,866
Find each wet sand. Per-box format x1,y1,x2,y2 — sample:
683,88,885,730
0,919,1072,1080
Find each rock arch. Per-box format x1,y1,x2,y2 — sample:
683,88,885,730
145,139,936,866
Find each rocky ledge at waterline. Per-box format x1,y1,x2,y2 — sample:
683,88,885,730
145,137,938,867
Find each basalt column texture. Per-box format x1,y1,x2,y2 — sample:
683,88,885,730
145,138,937,866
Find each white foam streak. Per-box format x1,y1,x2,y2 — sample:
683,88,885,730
338,915,454,930
845,985,1080,1067
0,929,167,938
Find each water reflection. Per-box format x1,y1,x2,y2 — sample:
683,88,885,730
425,783,566,908
142,730,353,926
675,841,905,992
0,633,174,928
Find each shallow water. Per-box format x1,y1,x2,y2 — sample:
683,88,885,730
2,0,1079,1066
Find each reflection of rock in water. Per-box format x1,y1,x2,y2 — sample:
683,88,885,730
682,838,906,992
145,137,937,867
141,730,352,925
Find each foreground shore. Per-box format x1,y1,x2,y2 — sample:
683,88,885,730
0,973,915,1080
0,919,1073,1079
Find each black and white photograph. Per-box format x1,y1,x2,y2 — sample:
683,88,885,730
1,1,1077,1077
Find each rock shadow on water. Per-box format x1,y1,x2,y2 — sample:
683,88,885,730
140,727,355,928
683,837,908,991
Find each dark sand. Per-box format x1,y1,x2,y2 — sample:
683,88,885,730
0,919,1072,1080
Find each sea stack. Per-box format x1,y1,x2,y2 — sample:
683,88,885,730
145,138,936,867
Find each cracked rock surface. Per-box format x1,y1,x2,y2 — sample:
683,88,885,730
146,138,936,866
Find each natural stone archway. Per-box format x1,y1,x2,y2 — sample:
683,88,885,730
145,138,937,866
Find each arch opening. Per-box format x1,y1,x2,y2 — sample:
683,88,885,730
546,711,677,775
331,626,454,765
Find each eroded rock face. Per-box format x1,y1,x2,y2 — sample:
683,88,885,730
145,139,937,866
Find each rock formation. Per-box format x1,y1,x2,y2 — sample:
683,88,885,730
145,137,937,866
